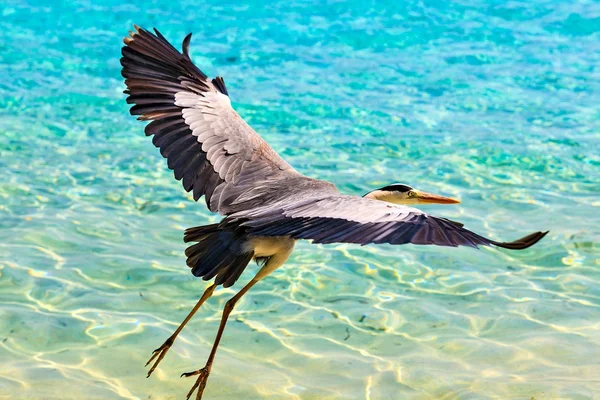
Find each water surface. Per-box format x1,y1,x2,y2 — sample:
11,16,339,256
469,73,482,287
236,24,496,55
1,0,599,399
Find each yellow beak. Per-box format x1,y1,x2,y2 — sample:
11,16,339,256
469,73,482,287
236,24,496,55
414,190,461,204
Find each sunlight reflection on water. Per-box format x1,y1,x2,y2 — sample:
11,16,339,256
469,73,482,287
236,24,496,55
1,0,600,399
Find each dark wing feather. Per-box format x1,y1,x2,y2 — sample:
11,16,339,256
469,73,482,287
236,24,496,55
229,195,547,250
121,26,299,215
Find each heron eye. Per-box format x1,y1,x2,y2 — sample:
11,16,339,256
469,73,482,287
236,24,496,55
407,190,417,198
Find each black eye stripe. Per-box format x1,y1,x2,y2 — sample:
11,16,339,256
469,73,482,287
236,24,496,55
379,184,412,193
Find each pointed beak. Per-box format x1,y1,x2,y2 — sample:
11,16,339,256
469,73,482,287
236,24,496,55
414,190,461,204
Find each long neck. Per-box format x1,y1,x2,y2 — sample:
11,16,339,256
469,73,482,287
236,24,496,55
363,189,399,203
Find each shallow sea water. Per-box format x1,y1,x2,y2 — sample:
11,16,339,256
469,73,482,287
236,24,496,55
1,0,600,399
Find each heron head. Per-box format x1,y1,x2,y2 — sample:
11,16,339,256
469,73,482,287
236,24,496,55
363,183,460,205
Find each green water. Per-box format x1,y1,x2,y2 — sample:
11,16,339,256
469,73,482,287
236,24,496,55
1,0,599,399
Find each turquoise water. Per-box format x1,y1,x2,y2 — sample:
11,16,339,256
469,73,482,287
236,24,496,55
1,0,600,398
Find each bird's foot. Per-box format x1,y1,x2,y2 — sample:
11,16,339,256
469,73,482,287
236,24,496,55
145,337,174,377
181,367,211,400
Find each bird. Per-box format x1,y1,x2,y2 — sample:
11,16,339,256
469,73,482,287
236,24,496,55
120,25,548,400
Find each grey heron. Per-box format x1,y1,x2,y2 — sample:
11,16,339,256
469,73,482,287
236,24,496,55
120,25,548,400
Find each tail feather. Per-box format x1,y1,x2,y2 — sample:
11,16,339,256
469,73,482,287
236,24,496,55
217,252,254,287
202,251,239,281
184,223,221,243
184,224,253,288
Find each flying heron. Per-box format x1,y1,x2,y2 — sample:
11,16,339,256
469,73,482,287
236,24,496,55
120,25,548,400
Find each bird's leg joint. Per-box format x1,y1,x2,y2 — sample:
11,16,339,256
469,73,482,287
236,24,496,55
224,298,237,315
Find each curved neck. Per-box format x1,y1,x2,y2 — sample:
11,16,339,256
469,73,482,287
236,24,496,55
363,189,399,204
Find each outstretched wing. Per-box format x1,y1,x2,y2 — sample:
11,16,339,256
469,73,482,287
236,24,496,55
120,26,300,214
229,194,548,249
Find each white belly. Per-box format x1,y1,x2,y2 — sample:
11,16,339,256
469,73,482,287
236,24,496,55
244,236,296,281
246,235,296,258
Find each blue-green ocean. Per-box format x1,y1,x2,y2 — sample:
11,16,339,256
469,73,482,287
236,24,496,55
1,1,599,399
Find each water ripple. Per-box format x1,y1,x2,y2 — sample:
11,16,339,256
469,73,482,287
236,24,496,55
1,0,600,398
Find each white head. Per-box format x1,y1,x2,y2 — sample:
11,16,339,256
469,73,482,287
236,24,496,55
363,183,460,205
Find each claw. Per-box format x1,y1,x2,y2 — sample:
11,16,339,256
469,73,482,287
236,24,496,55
180,370,200,378
182,367,211,400
145,348,160,367
145,337,174,378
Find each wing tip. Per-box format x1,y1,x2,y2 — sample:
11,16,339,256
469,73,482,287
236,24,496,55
493,230,549,250
182,32,193,58
123,24,141,45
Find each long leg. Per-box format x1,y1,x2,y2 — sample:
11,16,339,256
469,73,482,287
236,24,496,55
146,283,216,377
181,278,259,399
182,244,294,400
